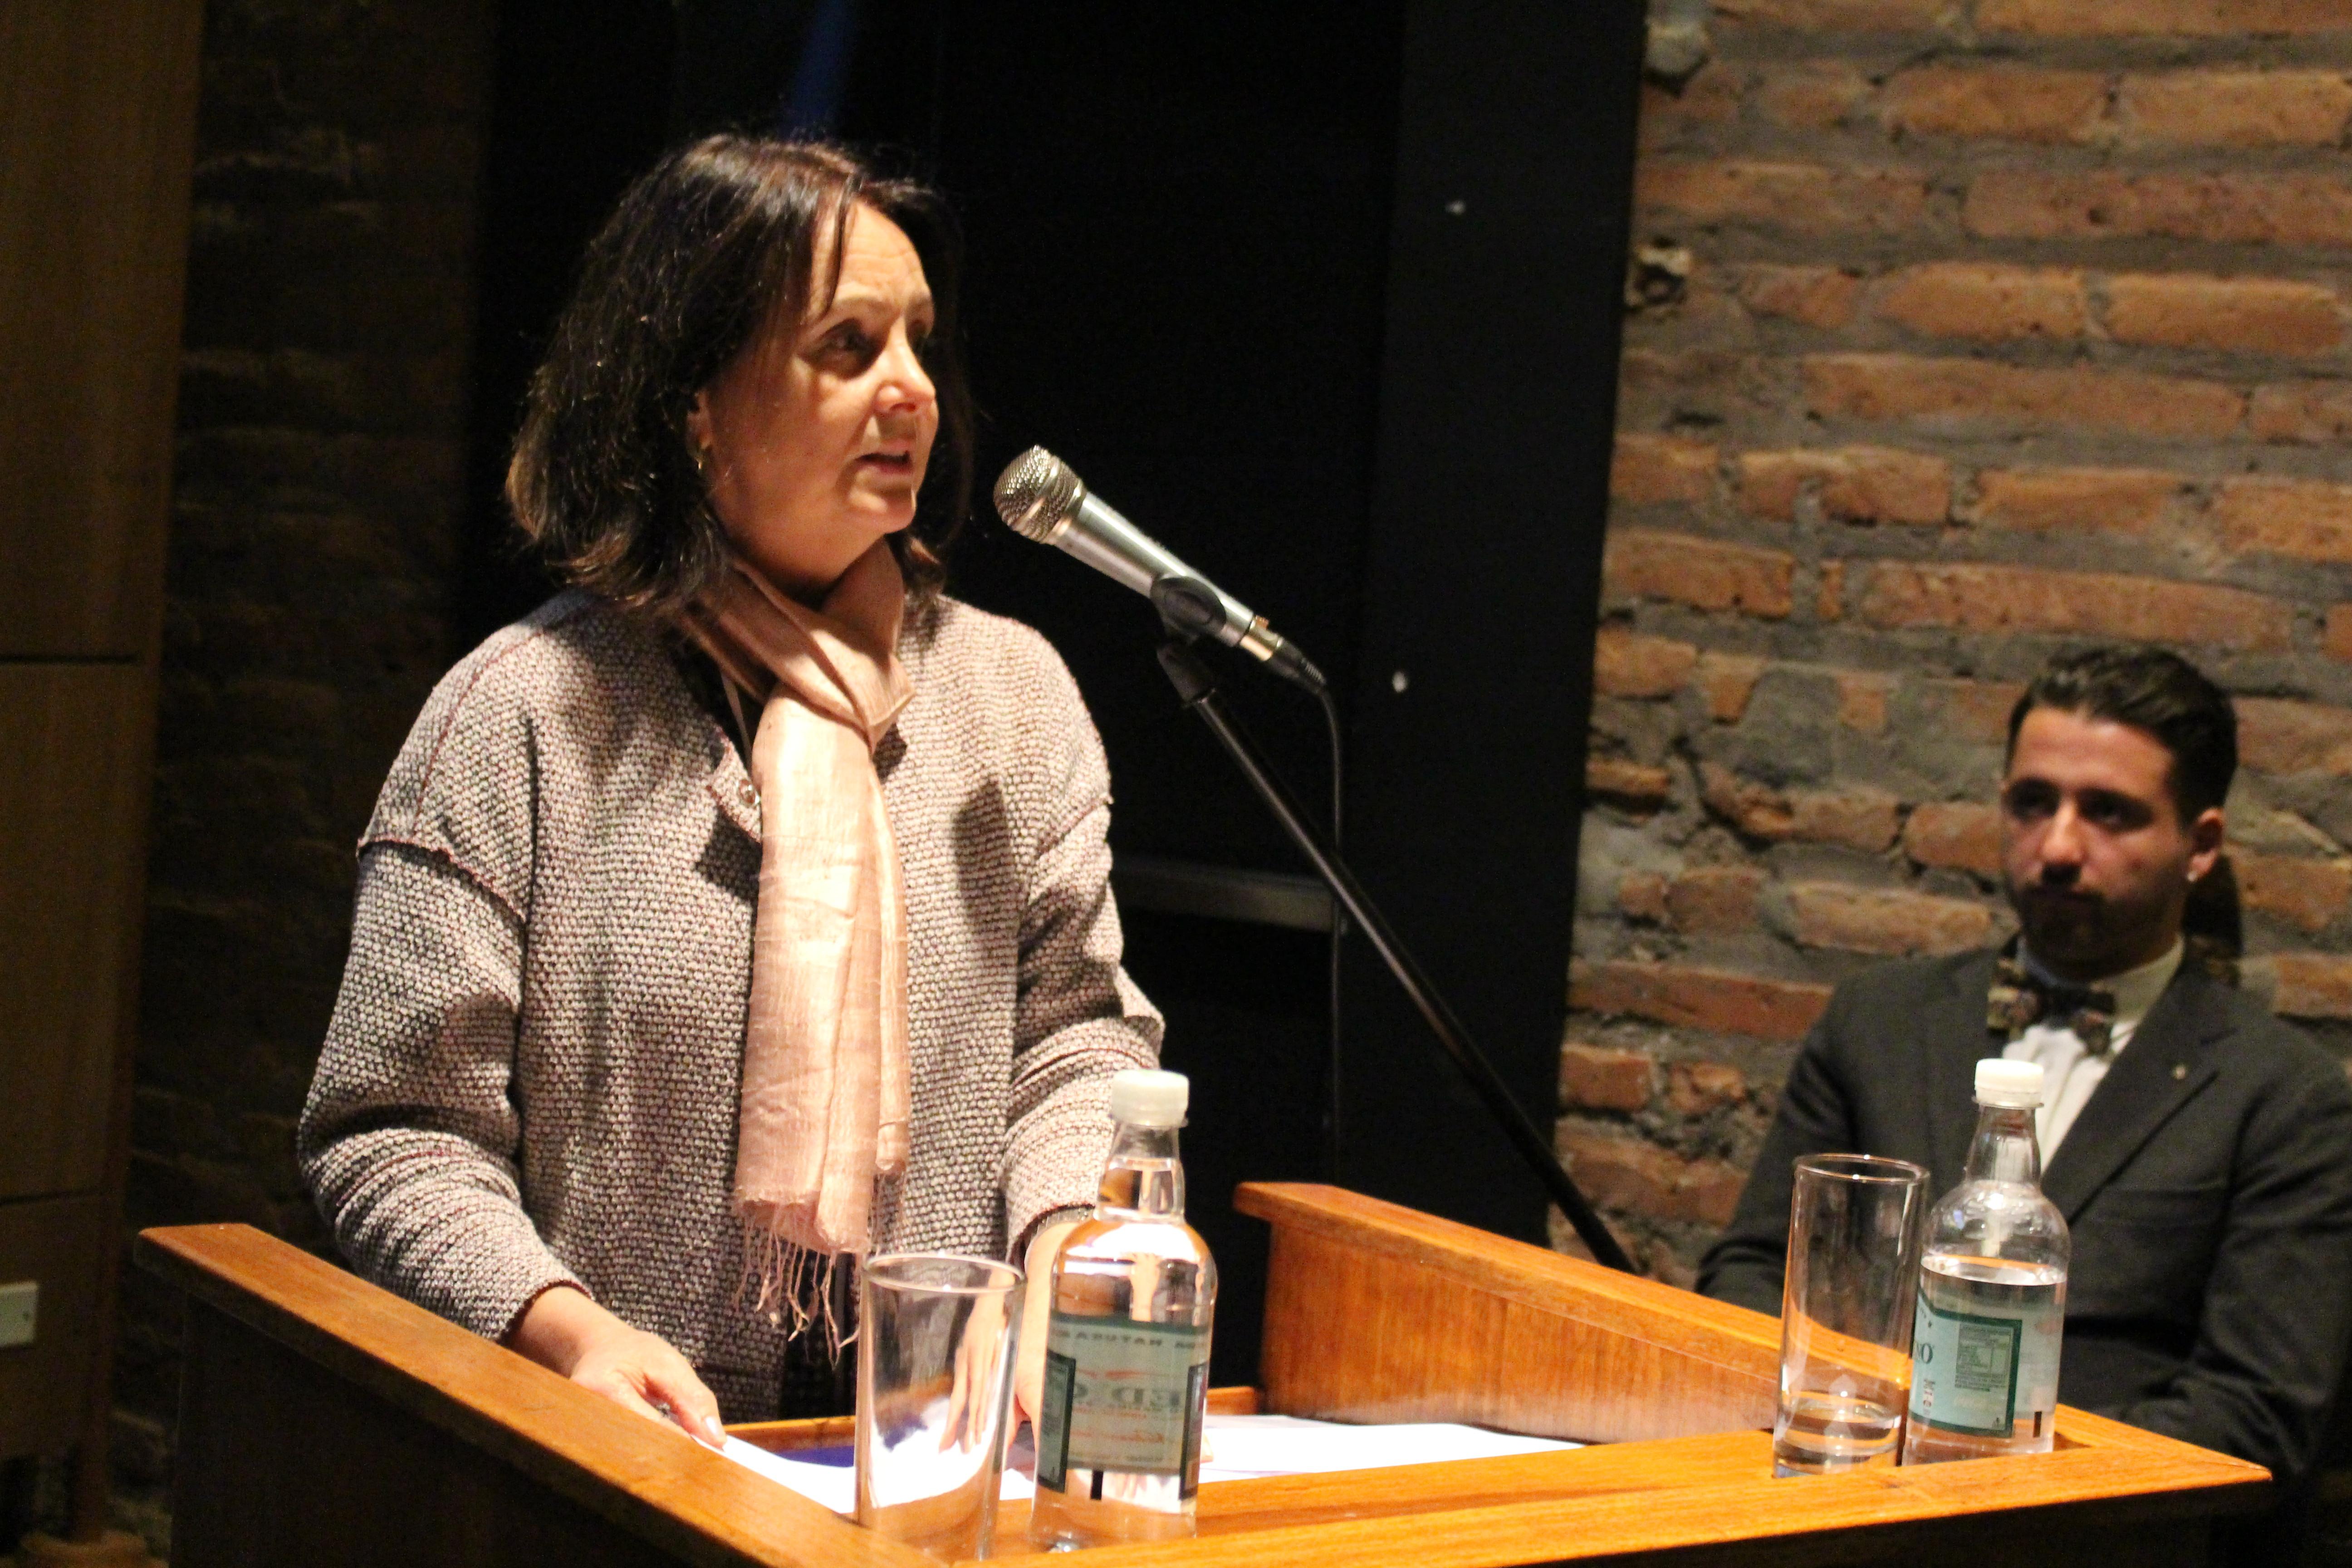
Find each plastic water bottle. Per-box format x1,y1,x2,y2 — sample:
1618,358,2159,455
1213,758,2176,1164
1902,1058,2071,1463
1029,1069,1218,1548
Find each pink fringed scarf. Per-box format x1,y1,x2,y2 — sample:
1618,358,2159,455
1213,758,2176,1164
679,544,913,1338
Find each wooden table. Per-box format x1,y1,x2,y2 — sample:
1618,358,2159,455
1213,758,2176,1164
137,1183,2270,1567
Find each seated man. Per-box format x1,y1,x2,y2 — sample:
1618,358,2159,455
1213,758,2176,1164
1700,646,2352,1487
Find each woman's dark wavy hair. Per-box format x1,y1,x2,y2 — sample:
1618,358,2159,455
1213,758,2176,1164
506,137,973,614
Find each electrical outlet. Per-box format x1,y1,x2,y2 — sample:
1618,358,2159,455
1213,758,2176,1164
0,1281,36,1348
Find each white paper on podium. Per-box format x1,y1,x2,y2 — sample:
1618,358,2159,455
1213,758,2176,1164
1197,1413,1579,1480
720,1436,858,1514
720,1415,1578,1514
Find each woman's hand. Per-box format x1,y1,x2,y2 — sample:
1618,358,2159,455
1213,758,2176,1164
1014,1219,1082,1432
506,1284,727,1447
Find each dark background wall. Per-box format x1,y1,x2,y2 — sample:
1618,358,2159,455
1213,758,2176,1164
84,0,1644,1553
449,0,1645,1389
49,2,2352,1562
106,0,497,1551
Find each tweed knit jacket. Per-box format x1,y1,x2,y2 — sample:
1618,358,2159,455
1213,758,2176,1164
298,589,1162,1418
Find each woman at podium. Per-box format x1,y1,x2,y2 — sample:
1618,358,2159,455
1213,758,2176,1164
296,136,1160,1437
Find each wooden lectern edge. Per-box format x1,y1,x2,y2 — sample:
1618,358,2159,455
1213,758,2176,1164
972,1442,2270,1568
134,1224,933,1568
1228,1185,2271,1486
138,1194,2275,1568
987,1431,2269,1568
1235,1182,1786,1370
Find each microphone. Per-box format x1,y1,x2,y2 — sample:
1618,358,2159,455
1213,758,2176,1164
992,447,1327,695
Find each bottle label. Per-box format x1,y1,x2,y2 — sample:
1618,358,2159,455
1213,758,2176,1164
1035,1312,1210,1488
1907,1284,2063,1439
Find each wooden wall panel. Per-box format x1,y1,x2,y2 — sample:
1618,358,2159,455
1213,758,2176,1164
0,664,157,1200
0,0,203,657
0,0,199,1483
0,1194,108,1455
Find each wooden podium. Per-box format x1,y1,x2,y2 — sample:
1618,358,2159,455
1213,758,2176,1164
136,1183,2269,1567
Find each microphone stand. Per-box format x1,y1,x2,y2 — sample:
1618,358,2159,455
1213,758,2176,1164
1155,636,1636,1274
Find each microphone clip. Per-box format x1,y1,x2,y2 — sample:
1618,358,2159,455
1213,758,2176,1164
1149,575,1226,640
1151,573,1328,695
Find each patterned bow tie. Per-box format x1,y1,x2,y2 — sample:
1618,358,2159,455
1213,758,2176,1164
1988,958,2117,1055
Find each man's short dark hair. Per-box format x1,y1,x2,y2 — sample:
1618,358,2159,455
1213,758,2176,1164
2005,646,2238,821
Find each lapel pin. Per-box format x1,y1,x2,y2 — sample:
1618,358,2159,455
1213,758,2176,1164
2172,1063,2188,1081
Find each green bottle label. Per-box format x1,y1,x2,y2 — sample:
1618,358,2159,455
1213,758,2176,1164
1908,1287,2062,1438
1034,1313,1209,1488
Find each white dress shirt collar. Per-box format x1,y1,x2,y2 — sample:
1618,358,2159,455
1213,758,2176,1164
2005,939,2184,1157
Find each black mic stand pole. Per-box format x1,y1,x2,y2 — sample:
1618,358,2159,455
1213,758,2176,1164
1155,636,1637,1275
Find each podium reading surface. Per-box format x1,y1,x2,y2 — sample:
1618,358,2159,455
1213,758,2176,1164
136,1182,2268,1567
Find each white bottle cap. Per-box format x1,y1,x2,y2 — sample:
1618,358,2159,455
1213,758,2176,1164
1975,1058,2045,1108
1108,1068,1189,1127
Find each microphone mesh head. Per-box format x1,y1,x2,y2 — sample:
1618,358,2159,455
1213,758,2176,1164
993,446,1086,542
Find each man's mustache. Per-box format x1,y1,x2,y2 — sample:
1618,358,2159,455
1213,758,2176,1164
2020,882,2098,901
2012,880,2102,916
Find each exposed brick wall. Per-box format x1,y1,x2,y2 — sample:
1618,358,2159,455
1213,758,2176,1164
1574,0,2352,1284
105,0,495,1550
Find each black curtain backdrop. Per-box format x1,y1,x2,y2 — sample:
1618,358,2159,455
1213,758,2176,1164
461,1,1645,1386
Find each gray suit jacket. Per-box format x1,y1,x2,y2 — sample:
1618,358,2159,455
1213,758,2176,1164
1700,950,2352,1485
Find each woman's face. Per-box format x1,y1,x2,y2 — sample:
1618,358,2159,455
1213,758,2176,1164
691,202,939,602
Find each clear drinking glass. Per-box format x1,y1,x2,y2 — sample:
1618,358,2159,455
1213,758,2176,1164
1772,1153,1929,1478
856,1254,1024,1559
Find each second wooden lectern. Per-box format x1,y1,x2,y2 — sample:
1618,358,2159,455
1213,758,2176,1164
137,1182,2269,1567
